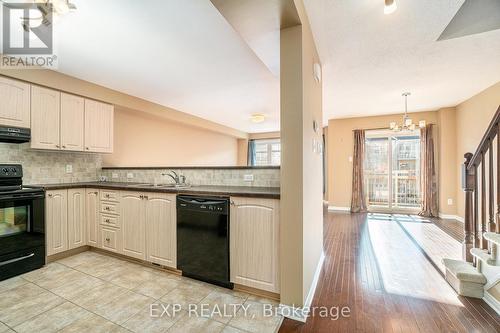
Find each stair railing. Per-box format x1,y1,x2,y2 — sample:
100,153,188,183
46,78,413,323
463,106,500,262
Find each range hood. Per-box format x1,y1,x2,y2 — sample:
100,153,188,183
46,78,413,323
0,126,31,143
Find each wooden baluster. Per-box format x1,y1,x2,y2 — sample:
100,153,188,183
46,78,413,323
481,153,487,250
473,164,479,249
497,131,500,233
463,153,474,262
489,140,495,233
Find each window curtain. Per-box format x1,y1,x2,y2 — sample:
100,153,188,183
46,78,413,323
247,140,256,166
419,124,438,217
351,129,367,213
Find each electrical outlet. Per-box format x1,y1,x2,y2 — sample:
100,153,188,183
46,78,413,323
126,173,134,179
65,164,72,173
112,173,118,179
244,174,254,182
447,198,453,205
348,156,353,162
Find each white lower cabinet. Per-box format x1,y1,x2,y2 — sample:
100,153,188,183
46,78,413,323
100,225,122,253
67,189,86,249
230,197,280,293
120,191,146,260
145,193,176,268
46,190,68,256
85,189,100,247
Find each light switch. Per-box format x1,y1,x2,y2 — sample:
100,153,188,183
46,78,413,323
348,156,353,162
447,198,453,205
65,164,72,173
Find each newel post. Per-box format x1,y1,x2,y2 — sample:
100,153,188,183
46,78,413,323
462,153,474,262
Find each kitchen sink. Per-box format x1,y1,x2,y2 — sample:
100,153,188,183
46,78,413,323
127,183,191,189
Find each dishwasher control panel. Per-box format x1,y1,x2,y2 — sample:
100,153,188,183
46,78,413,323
177,195,229,214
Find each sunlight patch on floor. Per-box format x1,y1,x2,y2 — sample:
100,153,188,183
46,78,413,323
399,218,462,273
367,215,462,306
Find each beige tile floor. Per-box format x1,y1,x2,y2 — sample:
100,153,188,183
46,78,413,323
0,251,282,333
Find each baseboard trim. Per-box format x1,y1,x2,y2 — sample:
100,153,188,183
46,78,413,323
438,213,464,223
328,206,350,212
278,251,325,323
483,291,500,315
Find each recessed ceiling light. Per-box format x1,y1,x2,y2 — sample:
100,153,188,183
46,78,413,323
384,0,397,15
250,114,266,123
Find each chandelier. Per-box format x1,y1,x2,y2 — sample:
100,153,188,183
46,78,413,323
389,92,426,132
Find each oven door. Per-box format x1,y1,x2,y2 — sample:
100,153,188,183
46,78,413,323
0,191,45,256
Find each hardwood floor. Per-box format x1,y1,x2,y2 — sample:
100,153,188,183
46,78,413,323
278,212,500,333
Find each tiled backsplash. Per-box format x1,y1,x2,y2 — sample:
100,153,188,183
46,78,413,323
0,143,102,185
0,143,279,187
100,168,280,187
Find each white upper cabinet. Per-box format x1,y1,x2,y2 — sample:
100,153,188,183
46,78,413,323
60,93,84,151
0,77,30,128
31,86,61,150
84,99,114,153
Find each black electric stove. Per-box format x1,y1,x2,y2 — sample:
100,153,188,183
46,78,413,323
0,164,45,281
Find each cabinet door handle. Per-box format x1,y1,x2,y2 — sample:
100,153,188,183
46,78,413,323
62,145,66,149
105,219,110,223
105,237,110,242
105,194,110,198
85,147,90,150
55,145,60,148
144,195,148,200
230,200,235,205
140,195,144,199
48,194,53,198
105,206,110,211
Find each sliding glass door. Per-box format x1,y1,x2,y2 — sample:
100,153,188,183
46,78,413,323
364,131,421,211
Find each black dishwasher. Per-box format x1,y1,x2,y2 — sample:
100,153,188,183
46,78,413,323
176,195,232,289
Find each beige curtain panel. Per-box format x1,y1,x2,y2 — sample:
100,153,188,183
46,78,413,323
419,124,438,217
351,129,367,213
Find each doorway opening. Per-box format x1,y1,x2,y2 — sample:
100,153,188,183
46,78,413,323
364,130,421,212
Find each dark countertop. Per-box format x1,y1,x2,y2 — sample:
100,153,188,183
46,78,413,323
27,182,280,199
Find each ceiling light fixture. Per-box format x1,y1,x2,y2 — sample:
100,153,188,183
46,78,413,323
384,0,397,15
389,92,426,132
250,114,266,123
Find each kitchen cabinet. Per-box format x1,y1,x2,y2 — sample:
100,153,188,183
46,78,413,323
60,93,84,151
100,225,121,253
145,192,176,268
84,99,114,153
0,77,30,128
46,190,68,256
230,197,280,293
85,189,100,247
120,191,146,260
31,86,61,150
67,189,85,250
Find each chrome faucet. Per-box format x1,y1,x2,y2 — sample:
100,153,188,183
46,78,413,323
162,171,185,184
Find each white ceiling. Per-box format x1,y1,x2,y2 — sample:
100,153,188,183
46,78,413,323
50,0,279,133
303,0,500,123
4,0,500,133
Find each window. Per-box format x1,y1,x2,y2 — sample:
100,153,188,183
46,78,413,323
249,139,280,166
364,130,421,211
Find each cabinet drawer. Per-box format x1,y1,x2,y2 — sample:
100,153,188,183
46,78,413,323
100,202,120,215
100,214,120,228
100,190,119,202
100,226,121,253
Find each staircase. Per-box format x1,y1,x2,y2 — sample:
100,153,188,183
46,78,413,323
443,106,500,313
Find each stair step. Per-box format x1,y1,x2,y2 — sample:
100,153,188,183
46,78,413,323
484,232,500,246
470,248,500,266
442,258,487,284
442,258,486,298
